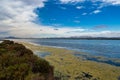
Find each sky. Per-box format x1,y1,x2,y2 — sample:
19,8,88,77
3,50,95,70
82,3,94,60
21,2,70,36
0,0,120,38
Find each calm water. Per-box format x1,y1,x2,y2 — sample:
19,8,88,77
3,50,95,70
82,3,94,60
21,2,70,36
34,51,51,58
16,39,120,58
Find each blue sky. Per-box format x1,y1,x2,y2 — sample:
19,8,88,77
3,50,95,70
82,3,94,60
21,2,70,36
35,0,120,31
35,0,120,29
0,0,120,38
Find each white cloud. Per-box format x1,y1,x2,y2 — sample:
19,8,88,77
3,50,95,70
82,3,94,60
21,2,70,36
0,0,90,38
0,0,49,38
76,6,84,9
60,0,120,6
91,31,120,37
60,0,120,5
92,10,101,14
92,0,120,9
60,0,84,4
0,0,88,38
66,31,120,37
0,0,120,38
82,13,87,15
101,0,120,5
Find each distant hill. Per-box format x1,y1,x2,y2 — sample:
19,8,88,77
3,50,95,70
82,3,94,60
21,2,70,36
4,36,20,39
33,37,120,40
1,36,120,40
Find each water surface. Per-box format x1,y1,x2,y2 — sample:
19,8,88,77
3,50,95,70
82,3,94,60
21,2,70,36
13,39,120,59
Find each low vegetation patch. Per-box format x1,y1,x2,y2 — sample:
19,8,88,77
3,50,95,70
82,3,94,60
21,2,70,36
0,40,53,80
17,41,120,80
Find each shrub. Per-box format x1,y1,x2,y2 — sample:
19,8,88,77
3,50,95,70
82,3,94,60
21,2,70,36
0,40,53,80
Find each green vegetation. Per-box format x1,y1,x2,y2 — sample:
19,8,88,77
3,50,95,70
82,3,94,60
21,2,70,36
20,41,120,80
0,40,53,80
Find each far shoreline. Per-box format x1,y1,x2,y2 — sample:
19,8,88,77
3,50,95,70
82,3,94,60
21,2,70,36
8,39,120,67
2,37,120,40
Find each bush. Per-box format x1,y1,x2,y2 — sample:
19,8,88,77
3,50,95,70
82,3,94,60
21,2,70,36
0,40,53,80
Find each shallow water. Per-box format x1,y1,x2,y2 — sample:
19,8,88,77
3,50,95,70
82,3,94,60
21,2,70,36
34,51,51,58
19,39,120,58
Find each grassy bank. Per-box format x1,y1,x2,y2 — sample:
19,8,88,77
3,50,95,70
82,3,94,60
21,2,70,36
0,40,54,80
18,41,120,80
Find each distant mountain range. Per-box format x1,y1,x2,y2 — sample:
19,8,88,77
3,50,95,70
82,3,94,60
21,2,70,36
1,36,120,40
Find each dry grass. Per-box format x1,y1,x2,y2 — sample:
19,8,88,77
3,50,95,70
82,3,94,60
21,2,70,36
18,41,120,80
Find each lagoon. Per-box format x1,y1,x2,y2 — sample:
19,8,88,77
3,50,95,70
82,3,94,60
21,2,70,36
15,39,120,59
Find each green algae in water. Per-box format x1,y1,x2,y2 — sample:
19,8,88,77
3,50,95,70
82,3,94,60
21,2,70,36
34,51,51,58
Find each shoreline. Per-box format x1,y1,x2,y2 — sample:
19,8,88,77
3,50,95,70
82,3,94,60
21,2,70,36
10,39,120,59
12,40,120,80
12,39,120,67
